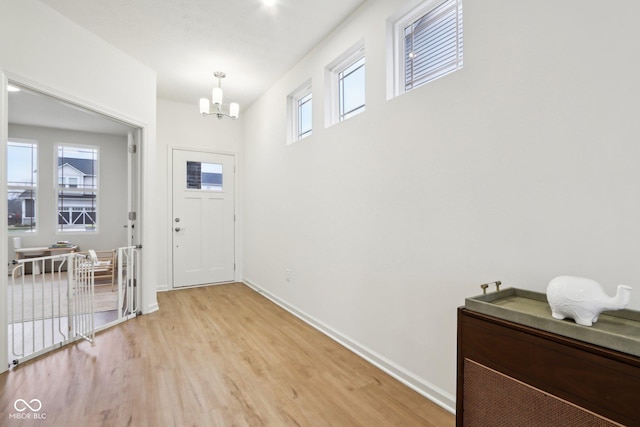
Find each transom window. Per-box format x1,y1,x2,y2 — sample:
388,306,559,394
287,80,313,144
325,42,366,127
388,0,463,97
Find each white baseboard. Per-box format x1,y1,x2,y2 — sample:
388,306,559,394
156,284,170,292
241,277,456,414
143,301,159,314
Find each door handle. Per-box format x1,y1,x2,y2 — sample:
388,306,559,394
175,227,181,232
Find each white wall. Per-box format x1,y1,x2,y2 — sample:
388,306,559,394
242,0,640,410
7,124,129,255
0,0,158,373
156,99,243,290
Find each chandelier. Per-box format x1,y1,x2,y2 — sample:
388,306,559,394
199,71,240,120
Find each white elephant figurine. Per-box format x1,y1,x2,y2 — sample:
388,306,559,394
546,276,632,326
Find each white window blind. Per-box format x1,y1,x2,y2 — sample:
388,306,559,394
404,0,463,91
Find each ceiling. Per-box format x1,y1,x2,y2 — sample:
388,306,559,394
37,0,367,109
9,0,366,136
9,85,136,136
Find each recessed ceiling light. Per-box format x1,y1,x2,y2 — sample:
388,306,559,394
262,0,276,6
7,84,21,92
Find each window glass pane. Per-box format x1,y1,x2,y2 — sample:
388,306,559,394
187,161,202,189
58,146,98,189
187,161,223,191
298,93,312,138
8,141,37,233
57,191,97,232
339,57,365,120
201,162,223,191
56,145,99,233
8,189,36,233
8,142,37,186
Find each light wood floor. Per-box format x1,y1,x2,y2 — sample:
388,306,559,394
0,283,454,426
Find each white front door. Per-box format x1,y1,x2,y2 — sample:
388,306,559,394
172,149,235,287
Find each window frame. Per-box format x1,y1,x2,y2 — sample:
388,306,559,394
55,143,100,234
325,41,366,127
7,139,38,235
387,0,463,99
287,80,313,144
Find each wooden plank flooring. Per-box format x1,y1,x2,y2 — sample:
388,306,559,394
0,283,454,426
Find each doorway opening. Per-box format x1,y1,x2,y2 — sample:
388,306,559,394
4,80,143,365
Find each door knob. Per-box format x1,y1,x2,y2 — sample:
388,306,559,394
175,227,181,232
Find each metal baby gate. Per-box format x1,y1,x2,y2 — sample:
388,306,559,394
8,246,140,366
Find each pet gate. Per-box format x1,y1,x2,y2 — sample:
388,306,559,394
8,246,141,366
8,251,97,365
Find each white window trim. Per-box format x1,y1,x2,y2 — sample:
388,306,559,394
287,79,313,144
325,40,366,128
55,143,100,234
386,0,463,100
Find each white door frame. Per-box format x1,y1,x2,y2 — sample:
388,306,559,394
167,146,239,289
0,70,155,374
1,71,9,374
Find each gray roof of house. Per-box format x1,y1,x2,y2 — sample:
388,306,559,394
58,158,96,175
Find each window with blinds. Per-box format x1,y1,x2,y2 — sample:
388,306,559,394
403,0,463,91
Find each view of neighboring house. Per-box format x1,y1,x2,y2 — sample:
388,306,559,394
8,190,34,227
7,140,36,231
7,142,98,233
57,155,98,232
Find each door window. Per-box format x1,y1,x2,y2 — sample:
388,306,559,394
186,161,223,191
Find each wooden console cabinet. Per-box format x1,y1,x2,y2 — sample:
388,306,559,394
457,308,640,426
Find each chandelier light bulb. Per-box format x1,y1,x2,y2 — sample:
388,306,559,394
229,102,239,119
212,87,223,106
199,98,210,115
